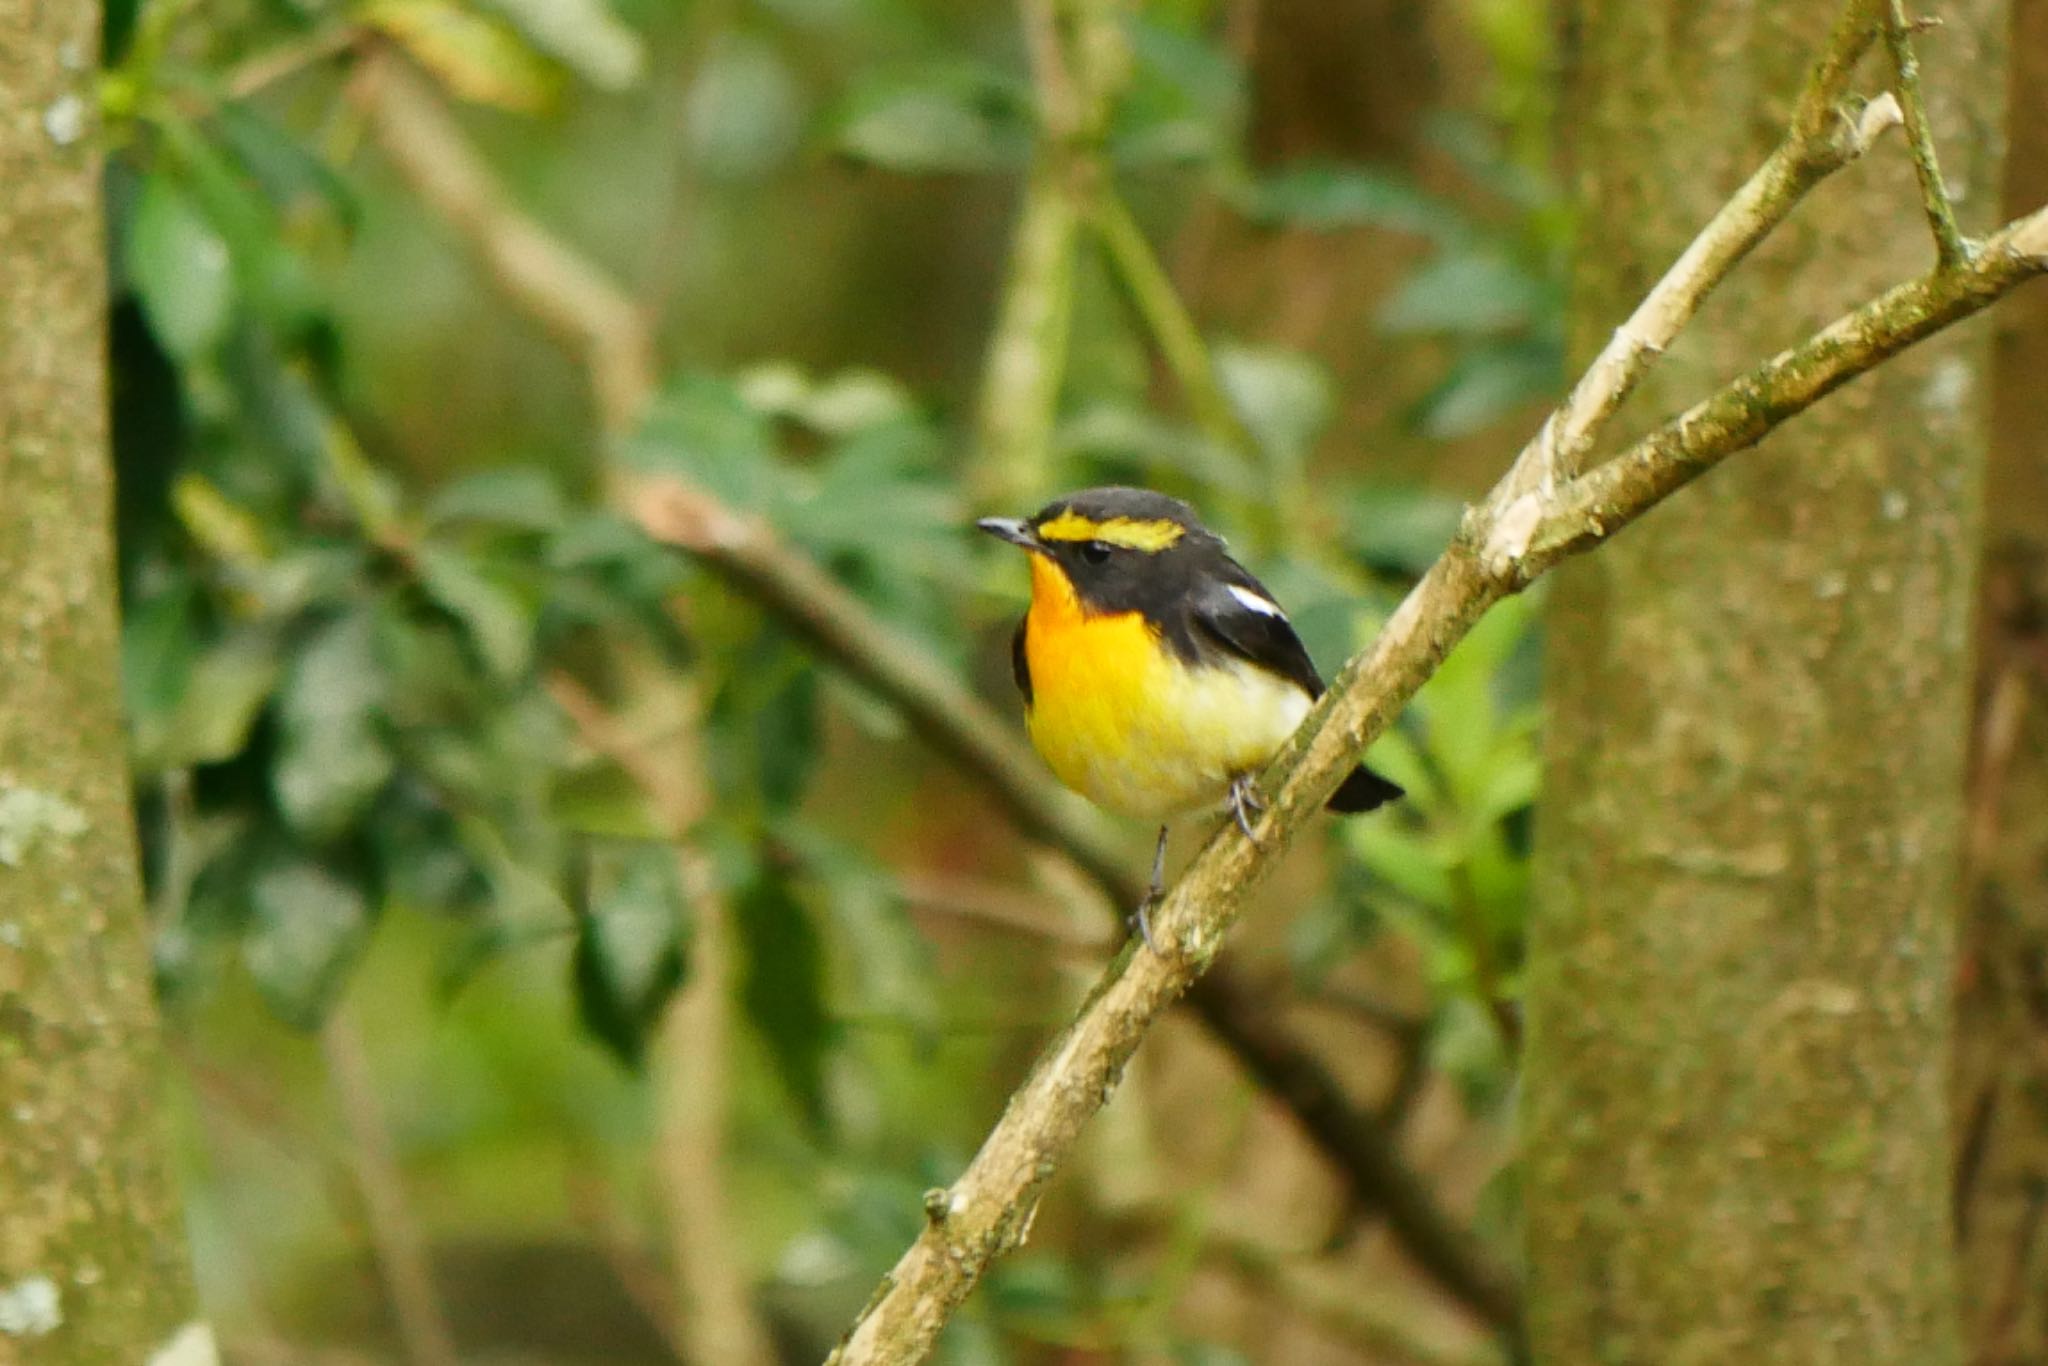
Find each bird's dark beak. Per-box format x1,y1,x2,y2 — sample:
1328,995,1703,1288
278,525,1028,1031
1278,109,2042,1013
976,517,1040,551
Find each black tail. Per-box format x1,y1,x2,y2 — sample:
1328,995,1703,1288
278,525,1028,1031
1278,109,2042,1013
1327,765,1403,814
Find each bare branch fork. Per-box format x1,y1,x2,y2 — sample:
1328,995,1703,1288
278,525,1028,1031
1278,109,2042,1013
823,12,2048,1363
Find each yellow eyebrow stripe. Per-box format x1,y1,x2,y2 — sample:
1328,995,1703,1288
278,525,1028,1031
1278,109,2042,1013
1035,511,1185,552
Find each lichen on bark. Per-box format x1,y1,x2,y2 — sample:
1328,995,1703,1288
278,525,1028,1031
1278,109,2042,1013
0,1,200,1359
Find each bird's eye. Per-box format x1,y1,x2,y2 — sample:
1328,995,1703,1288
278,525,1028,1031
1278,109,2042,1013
1079,541,1112,564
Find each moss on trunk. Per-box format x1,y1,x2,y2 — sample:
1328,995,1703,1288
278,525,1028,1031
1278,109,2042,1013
0,2,200,1359
1524,2,2007,1362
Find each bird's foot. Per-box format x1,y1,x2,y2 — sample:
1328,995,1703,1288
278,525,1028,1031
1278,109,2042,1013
1127,895,1160,954
1227,774,1265,844
1128,824,1169,954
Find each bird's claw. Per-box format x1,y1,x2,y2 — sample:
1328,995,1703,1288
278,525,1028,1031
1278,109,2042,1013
1228,775,1264,845
1128,896,1160,954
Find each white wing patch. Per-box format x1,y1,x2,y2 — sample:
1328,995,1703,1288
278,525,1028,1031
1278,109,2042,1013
1227,584,1287,619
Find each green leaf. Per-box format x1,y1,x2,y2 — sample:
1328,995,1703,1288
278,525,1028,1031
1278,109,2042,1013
159,122,324,337
215,102,361,227
624,373,782,512
737,362,915,436
551,761,670,840
126,172,234,358
135,629,282,773
243,860,371,1029
1216,343,1332,470
735,870,834,1131
122,582,201,760
708,631,820,815
1343,485,1463,574
482,0,646,91
1379,249,1553,337
756,661,819,814
1409,336,1560,439
684,35,803,179
273,612,394,841
1347,820,1454,909
832,61,1033,173
1111,18,1245,167
1238,162,1459,237
572,845,690,1066
426,468,570,533
363,0,561,111
417,543,539,680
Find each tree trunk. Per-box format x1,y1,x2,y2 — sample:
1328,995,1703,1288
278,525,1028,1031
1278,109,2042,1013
1523,2,2006,1363
0,3,202,1360
1955,0,2048,1360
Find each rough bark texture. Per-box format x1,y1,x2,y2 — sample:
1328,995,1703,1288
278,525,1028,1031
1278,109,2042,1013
1524,2,2005,1363
1956,0,2048,1359
0,2,201,1361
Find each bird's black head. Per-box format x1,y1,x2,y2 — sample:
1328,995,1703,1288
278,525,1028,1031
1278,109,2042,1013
976,486,1224,617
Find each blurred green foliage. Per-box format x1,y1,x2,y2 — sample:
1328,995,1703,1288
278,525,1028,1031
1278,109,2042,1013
101,0,1557,1357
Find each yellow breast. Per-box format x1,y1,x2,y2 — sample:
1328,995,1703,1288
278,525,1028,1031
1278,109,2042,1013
1021,556,1311,821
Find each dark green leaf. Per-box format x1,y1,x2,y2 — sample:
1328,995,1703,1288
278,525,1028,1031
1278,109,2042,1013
1215,344,1332,469
1379,249,1553,337
1238,162,1460,237
1111,18,1245,167
273,612,394,841
735,869,834,1131
624,373,781,512
135,628,281,773
833,61,1033,173
426,468,570,533
126,172,235,359
417,543,539,680
243,860,371,1029
573,845,691,1066
1343,484,1464,574
215,102,361,228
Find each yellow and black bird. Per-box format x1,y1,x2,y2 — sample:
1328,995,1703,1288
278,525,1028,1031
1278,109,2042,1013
979,487,1400,942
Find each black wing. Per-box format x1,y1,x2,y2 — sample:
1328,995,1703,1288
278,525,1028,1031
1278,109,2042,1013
1187,558,1324,698
1192,558,1406,814
1010,617,1033,705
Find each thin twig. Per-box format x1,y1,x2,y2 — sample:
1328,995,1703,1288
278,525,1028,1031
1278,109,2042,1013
1207,1220,1507,1366
322,1010,461,1366
226,24,363,99
351,50,655,434
656,854,778,1366
971,158,1082,506
1092,190,1254,452
969,0,1130,504
547,673,779,1366
361,46,1519,1324
897,870,1112,952
1881,0,1970,267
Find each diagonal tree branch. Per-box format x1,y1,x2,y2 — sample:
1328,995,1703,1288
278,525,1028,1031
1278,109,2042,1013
823,60,2048,1366
1881,0,1971,267
351,39,1518,1322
